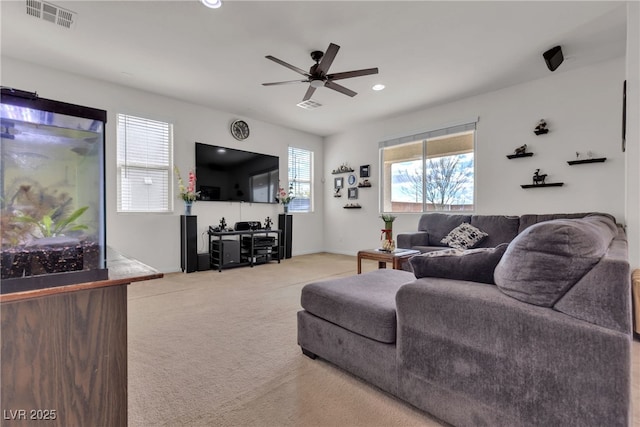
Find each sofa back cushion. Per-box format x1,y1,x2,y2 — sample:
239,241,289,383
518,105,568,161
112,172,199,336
470,215,520,247
517,212,616,234
494,215,618,307
417,213,471,247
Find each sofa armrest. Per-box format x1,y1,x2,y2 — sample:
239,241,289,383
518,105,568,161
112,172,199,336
395,278,630,427
397,231,429,249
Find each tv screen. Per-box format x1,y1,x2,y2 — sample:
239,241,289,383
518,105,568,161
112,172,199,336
195,143,279,203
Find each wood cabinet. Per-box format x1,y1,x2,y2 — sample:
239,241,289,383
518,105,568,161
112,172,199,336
0,250,161,426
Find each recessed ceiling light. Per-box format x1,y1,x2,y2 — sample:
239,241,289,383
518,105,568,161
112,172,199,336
201,0,222,9
372,84,385,91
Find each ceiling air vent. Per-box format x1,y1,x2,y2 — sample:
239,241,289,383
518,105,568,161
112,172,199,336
26,0,77,29
296,100,322,110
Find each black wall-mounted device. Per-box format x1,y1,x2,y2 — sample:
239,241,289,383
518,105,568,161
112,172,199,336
543,45,563,72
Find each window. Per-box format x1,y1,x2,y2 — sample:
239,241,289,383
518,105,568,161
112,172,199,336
380,121,476,213
287,146,313,212
117,114,172,212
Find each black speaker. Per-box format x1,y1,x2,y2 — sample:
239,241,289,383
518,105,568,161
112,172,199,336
197,253,211,271
278,214,293,259
180,215,198,273
543,45,563,72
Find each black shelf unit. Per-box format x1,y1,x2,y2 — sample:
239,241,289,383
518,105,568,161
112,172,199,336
567,157,606,165
506,152,534,159
208,229,282,272
521,183,564,189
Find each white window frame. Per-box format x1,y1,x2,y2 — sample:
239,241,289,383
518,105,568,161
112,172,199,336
116,114,173,213
287,146,313,213
379,120,477,214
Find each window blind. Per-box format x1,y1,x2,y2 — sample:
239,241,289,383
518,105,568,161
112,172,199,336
288,146,313,212
117,114,172,212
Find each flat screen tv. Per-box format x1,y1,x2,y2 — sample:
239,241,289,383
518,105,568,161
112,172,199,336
195,142,279,203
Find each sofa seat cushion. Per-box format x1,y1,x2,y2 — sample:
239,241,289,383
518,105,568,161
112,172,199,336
494,215,618,307
300,269,414,343
410,243,508,284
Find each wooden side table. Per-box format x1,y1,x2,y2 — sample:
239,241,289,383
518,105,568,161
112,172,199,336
357,249,420,274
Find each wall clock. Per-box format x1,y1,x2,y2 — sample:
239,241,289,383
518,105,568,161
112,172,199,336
230,119,250,141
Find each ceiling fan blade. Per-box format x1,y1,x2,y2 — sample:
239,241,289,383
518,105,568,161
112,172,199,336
325,81,357,97
302,85,316,101
316,43,340,76
327,68,379,81
265,55,310,77
262,79,308,86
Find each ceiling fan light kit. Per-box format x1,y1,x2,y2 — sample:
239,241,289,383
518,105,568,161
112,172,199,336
263,42,379,102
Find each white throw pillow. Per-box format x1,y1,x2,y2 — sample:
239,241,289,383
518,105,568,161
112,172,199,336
440,222,488,249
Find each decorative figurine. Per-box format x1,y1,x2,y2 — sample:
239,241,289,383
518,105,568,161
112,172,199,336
219,217,227,230
264,216,272,230
514,144,528,155
532,169,547,185
334,187,342,197
534,119,548,135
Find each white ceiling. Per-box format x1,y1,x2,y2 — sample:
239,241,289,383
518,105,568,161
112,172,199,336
0,0,627,137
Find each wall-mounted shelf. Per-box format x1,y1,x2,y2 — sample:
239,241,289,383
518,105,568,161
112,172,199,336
344,204,361,209
567,157,606,165
357,184,372,188
332,167,354,174
521,183,564,189
506,153,534,159
534,129,549,135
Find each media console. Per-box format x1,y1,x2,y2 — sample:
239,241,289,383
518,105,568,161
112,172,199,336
208,229,282,272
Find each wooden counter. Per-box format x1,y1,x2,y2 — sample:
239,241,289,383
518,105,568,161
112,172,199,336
1,248,162,426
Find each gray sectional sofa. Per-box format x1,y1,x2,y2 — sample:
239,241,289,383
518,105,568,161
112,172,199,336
297,213,631,427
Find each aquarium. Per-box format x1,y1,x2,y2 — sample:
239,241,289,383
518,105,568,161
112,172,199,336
1,89,108,293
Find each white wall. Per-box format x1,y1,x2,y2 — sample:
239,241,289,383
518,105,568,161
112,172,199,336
1,57,325,272
625,2,640,269
324,57,627,255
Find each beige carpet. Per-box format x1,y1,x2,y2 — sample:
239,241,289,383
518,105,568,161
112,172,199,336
128,253,640,426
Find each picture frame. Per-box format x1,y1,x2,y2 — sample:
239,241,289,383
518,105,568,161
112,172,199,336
348,174,356,186
360,165,370,178
348,187,358,200
334,177,344,189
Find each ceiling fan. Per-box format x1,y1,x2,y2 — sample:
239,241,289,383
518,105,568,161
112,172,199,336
262,43,379,102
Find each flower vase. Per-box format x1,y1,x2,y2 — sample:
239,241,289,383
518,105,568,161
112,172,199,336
184,201,193,216
283,205,289,213
381,226,395,252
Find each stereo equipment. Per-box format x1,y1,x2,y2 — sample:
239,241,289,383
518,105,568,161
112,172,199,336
543,45,563,72
242,236,275,248
211,239,241,267
234,221,262,231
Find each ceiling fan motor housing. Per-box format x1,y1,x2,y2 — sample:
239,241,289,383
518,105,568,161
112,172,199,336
310,50,324,63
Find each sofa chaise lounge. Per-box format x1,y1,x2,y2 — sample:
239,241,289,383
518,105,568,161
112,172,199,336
297,213,631,426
